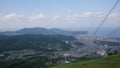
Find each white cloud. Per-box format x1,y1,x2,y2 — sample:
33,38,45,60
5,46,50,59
0,11,120,31
3,13,17,20
83,12,103,17
0,13,25,21
53,11,104,21
53,16,60,20
109,13,120,17
0,13,46,22
29,13,46,20
51,11,120,29
53,11,120,21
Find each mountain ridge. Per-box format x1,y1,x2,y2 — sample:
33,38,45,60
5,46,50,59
0,27,88,35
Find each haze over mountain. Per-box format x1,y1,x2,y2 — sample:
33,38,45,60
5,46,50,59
0,27,88,36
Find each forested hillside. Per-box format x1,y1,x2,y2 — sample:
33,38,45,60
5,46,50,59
0,34,75,53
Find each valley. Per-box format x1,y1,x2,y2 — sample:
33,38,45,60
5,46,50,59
0,28,120,68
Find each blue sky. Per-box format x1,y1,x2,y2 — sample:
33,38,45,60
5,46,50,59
0,0,119,14
0,0,120,32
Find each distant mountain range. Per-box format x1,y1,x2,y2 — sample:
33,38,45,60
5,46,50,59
0,27,88,35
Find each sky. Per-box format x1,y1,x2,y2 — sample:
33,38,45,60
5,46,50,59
0,0,120,32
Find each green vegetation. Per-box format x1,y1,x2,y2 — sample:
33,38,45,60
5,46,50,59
50,53,120,68
0,55,48,68
0,34,75,53
0,53,120,68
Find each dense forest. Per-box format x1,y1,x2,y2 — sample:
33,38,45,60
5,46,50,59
0,34,75,53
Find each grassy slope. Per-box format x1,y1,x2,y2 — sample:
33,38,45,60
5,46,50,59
50,54,120,68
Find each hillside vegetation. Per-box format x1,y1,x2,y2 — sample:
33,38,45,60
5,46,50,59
0,55,48,68
0,34,75,53
50,53,120,68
